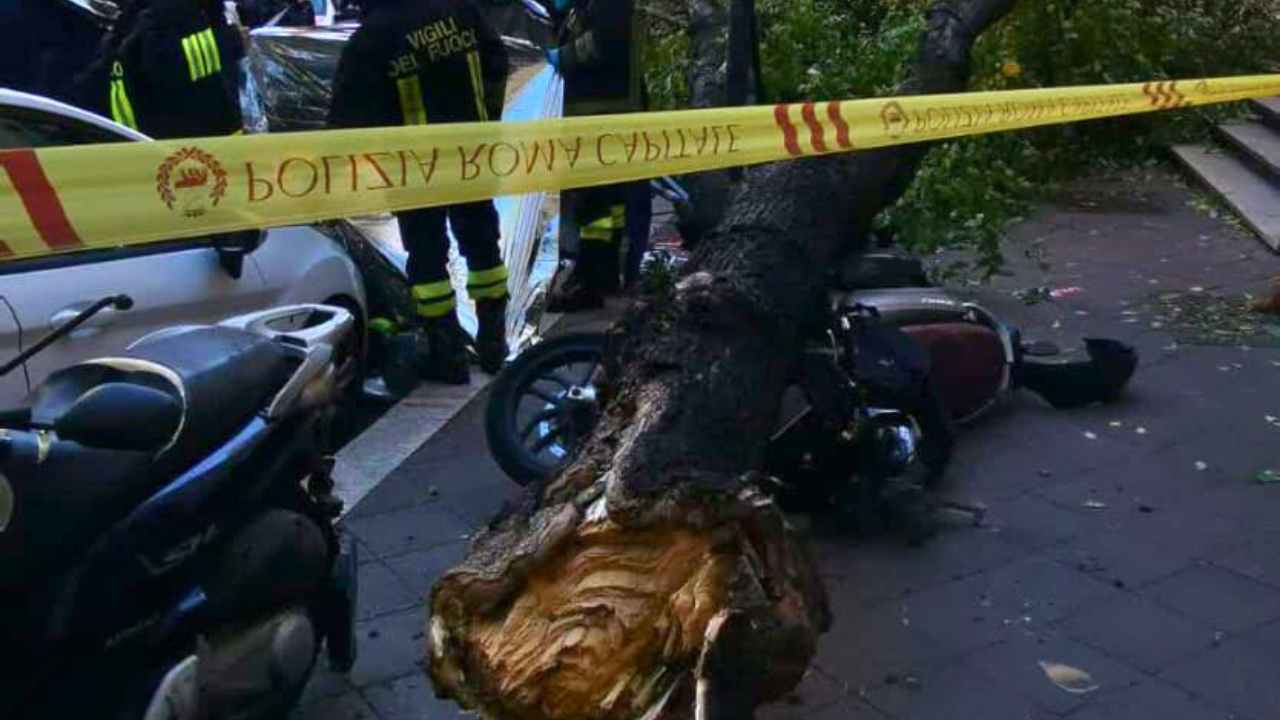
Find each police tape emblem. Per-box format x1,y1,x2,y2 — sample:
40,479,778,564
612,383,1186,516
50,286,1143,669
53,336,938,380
156,147,228,218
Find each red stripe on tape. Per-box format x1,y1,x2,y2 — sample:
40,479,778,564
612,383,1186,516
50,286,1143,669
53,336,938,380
827,101,852,149
0,149,84,250
774,104,803,156
800,102,828,153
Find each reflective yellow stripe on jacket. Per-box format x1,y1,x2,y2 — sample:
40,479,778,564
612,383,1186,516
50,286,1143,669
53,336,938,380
466,51,488,122
181,28,222,82
109,62,138,130
397,77,429,126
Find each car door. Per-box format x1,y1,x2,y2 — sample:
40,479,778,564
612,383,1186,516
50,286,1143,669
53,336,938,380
0,100,271,404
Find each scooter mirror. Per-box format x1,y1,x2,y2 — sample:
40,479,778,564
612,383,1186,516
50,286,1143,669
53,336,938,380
54,383,182,453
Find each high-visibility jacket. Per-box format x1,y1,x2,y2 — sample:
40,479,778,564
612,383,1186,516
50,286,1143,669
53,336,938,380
553,0,646,116
328,0,509,130
99,0,244,139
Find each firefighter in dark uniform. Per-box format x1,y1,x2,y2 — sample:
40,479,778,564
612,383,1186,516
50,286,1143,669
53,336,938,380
544,0,648,311
76,0,244,139
329,0,510,383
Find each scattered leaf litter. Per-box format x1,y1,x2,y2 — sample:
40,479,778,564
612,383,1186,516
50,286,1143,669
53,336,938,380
1038,662,1100,695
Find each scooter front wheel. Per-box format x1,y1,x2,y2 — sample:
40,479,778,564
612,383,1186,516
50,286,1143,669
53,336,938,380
485,333,607,485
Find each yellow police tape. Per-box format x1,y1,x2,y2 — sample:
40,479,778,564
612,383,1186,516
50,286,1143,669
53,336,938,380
2,73,1279,262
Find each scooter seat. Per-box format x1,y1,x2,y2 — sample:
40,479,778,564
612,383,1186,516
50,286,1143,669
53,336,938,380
833,253,931,291
5,330,291,589
840,287,975,326
31,327,292,469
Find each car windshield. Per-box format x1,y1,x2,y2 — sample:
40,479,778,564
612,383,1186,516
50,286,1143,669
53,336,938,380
0,105,127,149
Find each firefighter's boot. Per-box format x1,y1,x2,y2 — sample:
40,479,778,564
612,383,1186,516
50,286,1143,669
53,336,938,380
418,314,471,386
475,297,509,374
548,244,609,313
599,237,622,295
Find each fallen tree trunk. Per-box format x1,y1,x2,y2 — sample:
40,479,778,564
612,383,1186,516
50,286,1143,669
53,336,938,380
428,2,1017,718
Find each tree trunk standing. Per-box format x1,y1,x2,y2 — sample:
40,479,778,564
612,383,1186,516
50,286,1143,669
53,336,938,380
428,2,1018,719
679,0,736,241
678,0,772,237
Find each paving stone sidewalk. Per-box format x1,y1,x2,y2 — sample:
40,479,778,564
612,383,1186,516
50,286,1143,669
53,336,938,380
301,167,1280,720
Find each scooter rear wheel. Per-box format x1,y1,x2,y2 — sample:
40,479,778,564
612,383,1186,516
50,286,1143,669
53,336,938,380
485,333,607,485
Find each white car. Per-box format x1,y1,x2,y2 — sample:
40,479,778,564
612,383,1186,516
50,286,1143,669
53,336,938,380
0,89,367,408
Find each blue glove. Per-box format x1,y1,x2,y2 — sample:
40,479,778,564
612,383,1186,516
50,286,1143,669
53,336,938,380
552,0,573,11
545,47,561,71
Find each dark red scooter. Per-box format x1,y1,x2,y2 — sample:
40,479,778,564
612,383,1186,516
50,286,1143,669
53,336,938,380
484,249,1136,540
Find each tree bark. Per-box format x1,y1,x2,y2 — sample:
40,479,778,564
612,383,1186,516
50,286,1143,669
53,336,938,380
678,0,769,238
428,2,1018,719
678,0,735,242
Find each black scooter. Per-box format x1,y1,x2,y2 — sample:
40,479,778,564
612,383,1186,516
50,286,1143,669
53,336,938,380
0,300,359,719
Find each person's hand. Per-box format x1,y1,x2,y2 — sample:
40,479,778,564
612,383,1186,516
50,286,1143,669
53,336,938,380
544,47,561,71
